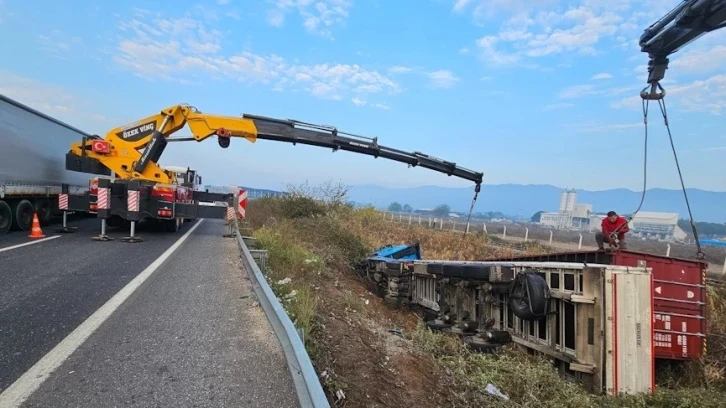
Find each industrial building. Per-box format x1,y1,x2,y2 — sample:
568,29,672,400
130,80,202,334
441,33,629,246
537,189,594,230
627,211,687,242
537,189,687,242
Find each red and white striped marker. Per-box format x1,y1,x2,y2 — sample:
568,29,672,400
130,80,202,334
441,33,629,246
127,190,140,212
237,189,247,219
225,206,234,221
59,193,68,211
97,187,110,210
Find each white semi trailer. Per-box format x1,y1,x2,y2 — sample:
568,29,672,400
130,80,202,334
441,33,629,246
0,94,92,234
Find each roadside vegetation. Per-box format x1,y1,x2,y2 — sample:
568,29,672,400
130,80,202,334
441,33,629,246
242,181,726,407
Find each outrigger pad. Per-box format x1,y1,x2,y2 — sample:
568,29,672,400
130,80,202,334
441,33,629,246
120,236,143,243
56,226,78,233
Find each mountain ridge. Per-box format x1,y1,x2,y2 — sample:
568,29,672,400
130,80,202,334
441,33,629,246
346,184,726,223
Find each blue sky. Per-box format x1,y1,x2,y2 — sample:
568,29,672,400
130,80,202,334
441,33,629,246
1,0,725,192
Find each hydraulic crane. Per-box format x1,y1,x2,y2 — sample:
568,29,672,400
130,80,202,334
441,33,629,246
635,0,726,258
66,104,483,187
62,104,483,241
639,0,726,98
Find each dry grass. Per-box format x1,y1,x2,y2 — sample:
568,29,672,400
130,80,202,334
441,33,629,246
242,181,726,407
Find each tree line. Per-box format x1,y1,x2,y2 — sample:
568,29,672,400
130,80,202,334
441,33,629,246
388,202,450,216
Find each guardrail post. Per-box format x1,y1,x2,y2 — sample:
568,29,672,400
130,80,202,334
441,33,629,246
483,223,487,234
578,233,583,249
524,228,529,242
408,214,412,224
428,217,432,227
440,219,443,229
399,213,402,222
502,225,507,239
722,256,726,275
666,244,671,257
452,221,456,231
466,222,470,234
549,230,553,244
418,216,422,225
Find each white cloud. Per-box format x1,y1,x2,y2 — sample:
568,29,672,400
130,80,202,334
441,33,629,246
112,9,400,102
559,84,597,99
463,1,672,67
670,42,726,75
591,72,613,80
611,75,726,115
35,29,87,59
558,83,632,99
267,9,286,27
0,71,111,130
426,70,459,88
542,102,574,111
348,97,389,109
388,65,413,74
571,121,641,133
266,0,353,38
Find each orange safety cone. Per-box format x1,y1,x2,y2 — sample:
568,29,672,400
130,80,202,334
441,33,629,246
28,213,46,239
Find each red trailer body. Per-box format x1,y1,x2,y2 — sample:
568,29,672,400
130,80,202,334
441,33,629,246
484,249,707,362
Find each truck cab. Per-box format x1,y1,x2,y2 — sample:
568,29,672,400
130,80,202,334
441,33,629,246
162,166,203,191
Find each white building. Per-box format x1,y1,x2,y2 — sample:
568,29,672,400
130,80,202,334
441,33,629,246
538,189,594,230
588,211,686,242
629,211,686,242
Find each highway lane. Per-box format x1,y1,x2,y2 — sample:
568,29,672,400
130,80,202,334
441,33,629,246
3,218,299,407
0,217,194,394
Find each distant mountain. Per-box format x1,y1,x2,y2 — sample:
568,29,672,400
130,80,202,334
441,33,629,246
347,184,726,223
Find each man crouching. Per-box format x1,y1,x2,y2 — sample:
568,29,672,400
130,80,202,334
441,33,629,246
596,211,630,250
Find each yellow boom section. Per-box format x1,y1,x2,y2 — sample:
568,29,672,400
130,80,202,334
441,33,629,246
68,104,259,184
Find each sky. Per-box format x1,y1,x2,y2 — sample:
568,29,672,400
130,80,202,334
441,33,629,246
0,0,725,193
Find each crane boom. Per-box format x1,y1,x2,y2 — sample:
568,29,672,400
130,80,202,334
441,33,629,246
65,104,483,188
639,0,726,84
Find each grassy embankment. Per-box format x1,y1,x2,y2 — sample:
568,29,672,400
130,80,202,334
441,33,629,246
242,182,726,407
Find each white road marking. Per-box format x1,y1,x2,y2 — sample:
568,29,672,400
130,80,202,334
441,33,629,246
0,235,61,253
0,219,204,407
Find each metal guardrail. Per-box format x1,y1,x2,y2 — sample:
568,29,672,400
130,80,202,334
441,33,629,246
232,217,330,408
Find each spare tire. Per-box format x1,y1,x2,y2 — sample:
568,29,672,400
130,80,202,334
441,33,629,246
508,272,549,321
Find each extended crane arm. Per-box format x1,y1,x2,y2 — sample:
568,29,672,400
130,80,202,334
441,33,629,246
640,0,726,85
67,104,483,189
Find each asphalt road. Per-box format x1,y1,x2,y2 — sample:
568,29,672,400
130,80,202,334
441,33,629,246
0,218,299,407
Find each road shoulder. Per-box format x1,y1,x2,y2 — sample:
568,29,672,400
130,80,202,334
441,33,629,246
19,219,299,408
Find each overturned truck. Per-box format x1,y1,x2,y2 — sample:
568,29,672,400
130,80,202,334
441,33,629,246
358,244,655,397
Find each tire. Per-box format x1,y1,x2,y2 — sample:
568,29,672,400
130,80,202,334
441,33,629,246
0,200,11,234
35,199,53,224
13,199,34,231
163,218,180,233
509,272,549,321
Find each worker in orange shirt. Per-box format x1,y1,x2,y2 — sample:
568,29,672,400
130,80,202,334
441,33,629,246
596,211,630,250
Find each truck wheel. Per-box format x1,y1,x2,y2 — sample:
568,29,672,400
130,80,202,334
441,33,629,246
163,218,180,232
35,199,53,224
0,201,11,234
509,272,549,321
13,199,34,231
